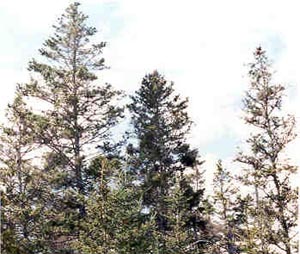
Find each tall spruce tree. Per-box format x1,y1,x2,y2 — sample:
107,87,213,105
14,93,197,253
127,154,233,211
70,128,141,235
128,70,208,252
18,2,124,251
236,47,298,254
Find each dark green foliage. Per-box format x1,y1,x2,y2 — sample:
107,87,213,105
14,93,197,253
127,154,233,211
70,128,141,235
128,70,209,252
128,70,199,205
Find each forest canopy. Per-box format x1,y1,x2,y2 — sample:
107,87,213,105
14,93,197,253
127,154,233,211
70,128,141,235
0,2,298,254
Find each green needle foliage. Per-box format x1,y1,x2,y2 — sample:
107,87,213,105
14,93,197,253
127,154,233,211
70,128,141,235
128,70,209,253
74,157,155,254
236,47,298,254
0,2,298,254
11,2,123,253
0,91,51,253
212,160,240,254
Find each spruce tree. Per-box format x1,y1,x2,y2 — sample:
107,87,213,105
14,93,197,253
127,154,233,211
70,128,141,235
18,2,124,251
0,91,51,253
75,157,155,254
212,160,239,254
236,47,298,254
128,70,208,252
231,194,256,254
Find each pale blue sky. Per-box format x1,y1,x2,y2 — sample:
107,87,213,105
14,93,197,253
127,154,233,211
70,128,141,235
0,0,299,175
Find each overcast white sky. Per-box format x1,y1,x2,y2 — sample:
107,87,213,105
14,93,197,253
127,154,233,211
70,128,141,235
0,0,299,185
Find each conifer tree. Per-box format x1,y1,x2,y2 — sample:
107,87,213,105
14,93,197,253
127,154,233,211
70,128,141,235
236,47,298,254
18,2,124,250
128,70,208,252
163,175,210,254
212,160,239,254
231,194,256,254
75,157,155,254
0,91,51,253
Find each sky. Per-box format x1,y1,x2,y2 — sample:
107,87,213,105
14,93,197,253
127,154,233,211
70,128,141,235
0,0,299,187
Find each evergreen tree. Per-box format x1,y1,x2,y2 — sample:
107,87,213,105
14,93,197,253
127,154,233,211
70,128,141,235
212,160,239,254
18,2,124,251
151,176,190,254
163,174,212,254
128,70,208,252
231,194,256,254
236,47,298,254
75,157,155,254
0,91,51,253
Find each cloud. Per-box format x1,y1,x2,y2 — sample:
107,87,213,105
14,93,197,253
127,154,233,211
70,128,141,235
0,0,299,169
0,1,69,31
103,0,299,148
